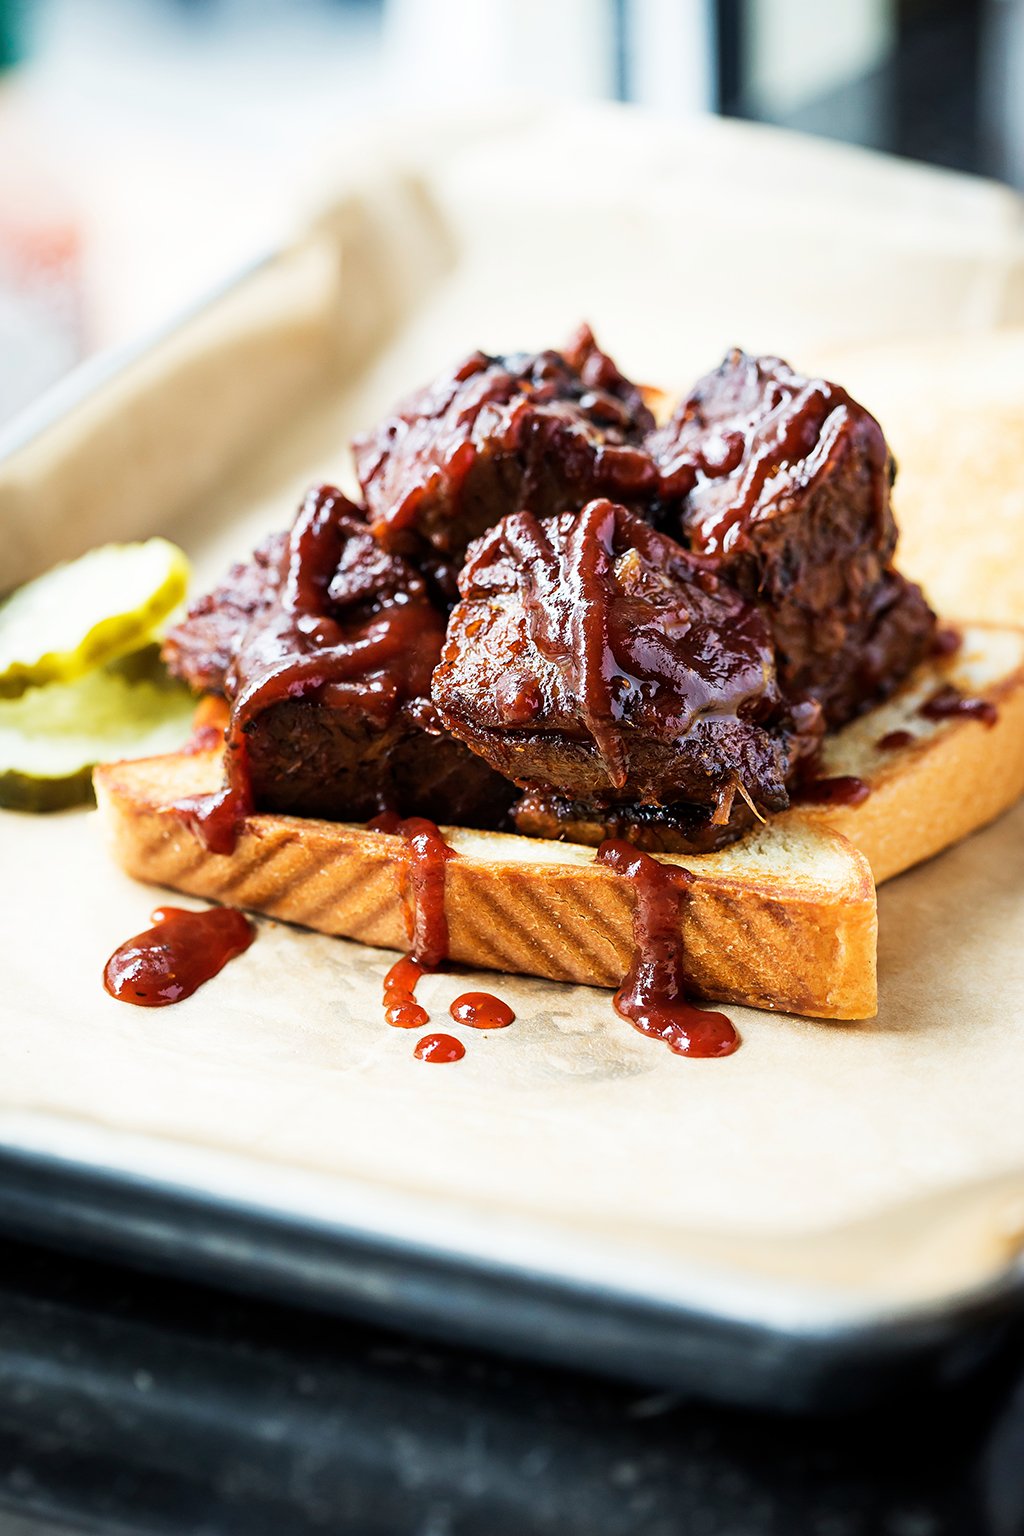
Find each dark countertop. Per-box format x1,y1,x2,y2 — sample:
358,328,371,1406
0,1238,1022,1535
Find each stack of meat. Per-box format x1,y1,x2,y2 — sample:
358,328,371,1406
165,326,935,854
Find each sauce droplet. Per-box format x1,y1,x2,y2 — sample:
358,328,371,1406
796,774,871,807
596,839,739,1058
931,625,963,658
919,684,997,728
414,1032,466,1063
103,906,254,1007
877,729,915,752
383,953,431,1029
450,992,515,1030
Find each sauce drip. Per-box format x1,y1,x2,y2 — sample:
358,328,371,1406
383,954,431,1029
175,484,446,855
414,1032,466,1064
103,906,254,1007
502,502,628,787
596,839,739,1058
367,813,455,967
877,729,915,752
796,774,871,807
931,625,963,658
920,684,997,728
450,992,515,1030
494,501,784,807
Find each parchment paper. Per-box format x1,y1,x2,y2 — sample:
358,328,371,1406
2,106,1024,1320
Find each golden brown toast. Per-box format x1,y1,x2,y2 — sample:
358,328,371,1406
94,743,878,1022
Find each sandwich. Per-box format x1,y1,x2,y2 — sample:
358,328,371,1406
94,327,1024,1037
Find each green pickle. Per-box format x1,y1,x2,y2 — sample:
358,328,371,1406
0,663,196,812
0,539,190,698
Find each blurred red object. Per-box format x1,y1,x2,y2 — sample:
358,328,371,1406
0,109,86,425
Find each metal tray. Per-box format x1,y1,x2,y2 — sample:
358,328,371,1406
3,108,1024,1413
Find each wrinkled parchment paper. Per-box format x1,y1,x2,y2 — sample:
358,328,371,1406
3,107,1024,1324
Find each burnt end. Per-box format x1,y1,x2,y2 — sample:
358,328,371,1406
245,698,514,828
512,788,758,856
169,484,514,828
163,532,287,695
353,325,657,567
647,349,936,724
432,499,811,820
168,338,939,853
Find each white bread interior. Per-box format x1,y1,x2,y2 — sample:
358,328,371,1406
790,623,1024,882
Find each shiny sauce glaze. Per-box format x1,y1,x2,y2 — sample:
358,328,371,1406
478,498,790,810
175,485,446,855
414,1033,466,1064
367,812,455,968
931,625,963,658
353,333,657,548
648,354,890,556
450,992,515,1030
920,684,998,728
877,729,916,752
103,906,254,1007
795,773,871,807
382,954,431,1030
596,839,739,1058
369,811,457,1036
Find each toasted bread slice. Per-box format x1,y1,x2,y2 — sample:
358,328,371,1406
790,623,1024,883
93,745,877,1021
92,623,1024,1025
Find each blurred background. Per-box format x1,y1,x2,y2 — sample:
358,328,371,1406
1,0,1022,425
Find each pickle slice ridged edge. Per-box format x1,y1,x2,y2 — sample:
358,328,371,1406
0,539,191,699
0,664,198,813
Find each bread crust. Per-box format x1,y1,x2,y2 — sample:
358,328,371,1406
93,745,877,1021
790,623,1024,882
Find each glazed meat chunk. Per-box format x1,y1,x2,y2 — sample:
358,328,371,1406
162,531,286,696
353,324,657,574
647,349,935,725
432,499,814,850
164,485,514,828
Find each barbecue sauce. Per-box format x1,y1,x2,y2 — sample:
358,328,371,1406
450,993,515,1030
480,498,789,807
103,906,254,1007
382,954,431,1030
877,729,915,752
931,625,963,658
175,485,445,855
414,1033,466,1064
368,812,455,968
920,684,998,728
369,812,457,1037
796,774,871,807
596,840,739,1058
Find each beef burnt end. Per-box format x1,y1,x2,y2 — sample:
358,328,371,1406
510,788,760,855
647,349,935,725
164,485,514,827
432,499,813,850
163,532,287,696
353,325,657,569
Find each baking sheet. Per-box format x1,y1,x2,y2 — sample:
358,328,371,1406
2,106,1024,1346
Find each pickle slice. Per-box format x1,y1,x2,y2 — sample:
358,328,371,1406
0,664,197,813
0,539,190,699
